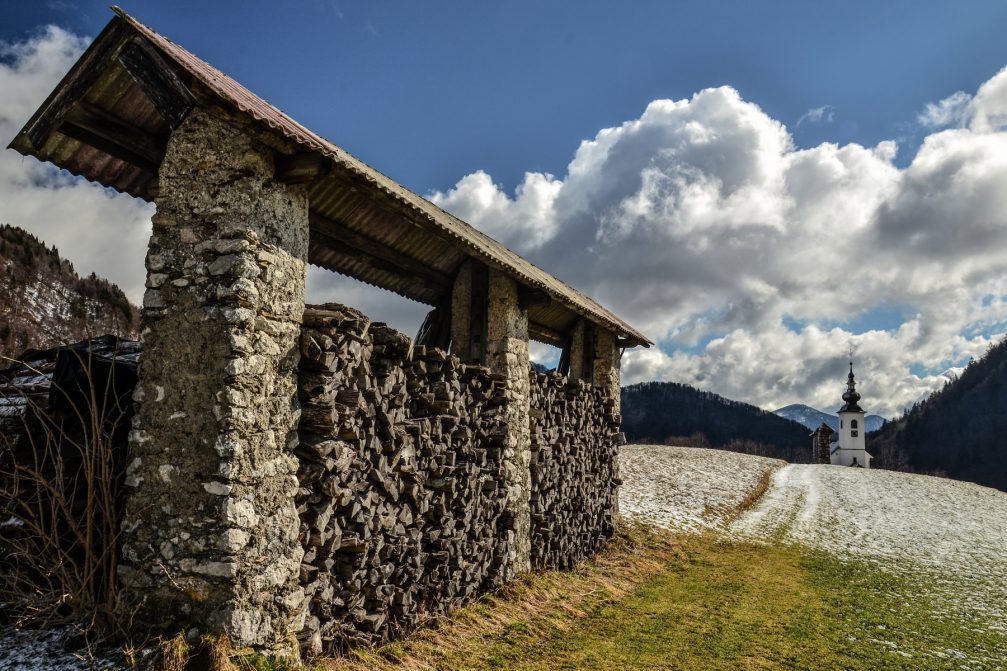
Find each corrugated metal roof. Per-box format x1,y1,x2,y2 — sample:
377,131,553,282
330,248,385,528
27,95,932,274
8,7,652,347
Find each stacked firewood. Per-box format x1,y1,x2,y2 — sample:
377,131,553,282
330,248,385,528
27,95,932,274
295,304,510,655
528,371,621,571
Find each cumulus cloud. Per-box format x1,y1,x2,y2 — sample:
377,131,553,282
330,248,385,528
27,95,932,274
428,170,562,252
432,71,1007,417
796,105,835,127
0,26,154,303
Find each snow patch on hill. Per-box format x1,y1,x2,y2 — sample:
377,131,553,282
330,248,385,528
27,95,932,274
619,444,783,533
620,448,1007,666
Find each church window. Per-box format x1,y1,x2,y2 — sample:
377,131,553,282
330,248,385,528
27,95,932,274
851,419,858,429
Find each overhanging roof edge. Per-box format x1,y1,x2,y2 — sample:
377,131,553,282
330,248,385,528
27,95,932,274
12,7,654,347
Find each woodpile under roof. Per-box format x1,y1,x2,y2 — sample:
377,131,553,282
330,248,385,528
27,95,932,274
8,7,652,348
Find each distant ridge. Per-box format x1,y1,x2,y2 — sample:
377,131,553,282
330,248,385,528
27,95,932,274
774,403,886,433
0,224,139,359
621,381,812,462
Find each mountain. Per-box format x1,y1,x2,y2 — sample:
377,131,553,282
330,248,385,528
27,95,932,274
0,224,139,359
774,403,886,433
621,381,813,462
869,339,1007,491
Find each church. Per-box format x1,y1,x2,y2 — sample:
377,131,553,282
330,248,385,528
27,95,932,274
830,363,872,467
811,362,873,467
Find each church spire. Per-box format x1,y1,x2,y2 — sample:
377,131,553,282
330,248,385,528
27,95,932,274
840,360,863,413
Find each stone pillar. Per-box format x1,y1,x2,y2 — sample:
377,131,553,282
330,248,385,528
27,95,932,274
485,268,532,576
593,327,622,413
117,107,308,654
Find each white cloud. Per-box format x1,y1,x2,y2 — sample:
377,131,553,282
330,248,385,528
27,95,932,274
796,105,835,127
0,26,154,304
917,66,1007,132
428,170,561,252
969,66,1007,133
432,75,1007,417
918,91,972,129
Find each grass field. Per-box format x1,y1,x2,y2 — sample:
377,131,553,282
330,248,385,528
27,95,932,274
324,523,1006,671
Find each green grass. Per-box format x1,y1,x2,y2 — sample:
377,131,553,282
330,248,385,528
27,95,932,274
486,542,1005,670
326,528,1006,670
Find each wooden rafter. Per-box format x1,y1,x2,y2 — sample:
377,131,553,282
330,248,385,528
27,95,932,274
117,37,195,129
309,212,452,291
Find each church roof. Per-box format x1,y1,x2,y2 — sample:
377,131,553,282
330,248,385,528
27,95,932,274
838,361,864,413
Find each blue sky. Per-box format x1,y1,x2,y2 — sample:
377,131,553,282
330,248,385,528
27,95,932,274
5,1,1005,189
2,1,1007,416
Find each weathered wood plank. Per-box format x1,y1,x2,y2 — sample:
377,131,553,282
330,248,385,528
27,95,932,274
309,229,450,298
117,37,195,129
276,151,328,184
519,286,551,310
64,100,166,166
23,18,134,150
468,260,489,364
55,121,159,174
310,212,452,290
528,322,566,348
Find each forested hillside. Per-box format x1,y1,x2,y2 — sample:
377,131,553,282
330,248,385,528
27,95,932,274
621,381,812,462
870,339,1007,491
0,224,138,359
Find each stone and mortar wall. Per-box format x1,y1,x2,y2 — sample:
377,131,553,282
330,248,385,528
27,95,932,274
295,304,511,654
118,106,308,653
528,372,621,570
484,269,532,577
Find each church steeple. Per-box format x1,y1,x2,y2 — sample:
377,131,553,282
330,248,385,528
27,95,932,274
832,359,871,467
839,361,863,413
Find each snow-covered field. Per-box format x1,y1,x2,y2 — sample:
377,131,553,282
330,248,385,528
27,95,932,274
731,464,1007,629
619,444,783,533
620,446,1007,666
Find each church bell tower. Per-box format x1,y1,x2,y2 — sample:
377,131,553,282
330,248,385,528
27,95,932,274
831,362,872,468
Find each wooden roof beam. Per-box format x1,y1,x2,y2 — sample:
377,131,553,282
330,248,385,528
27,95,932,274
117,37,195,129
23,18,134,150
56,101,166,172
309,213,454,301
519,285,551,310
528,322,566,347
276,151,328,185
